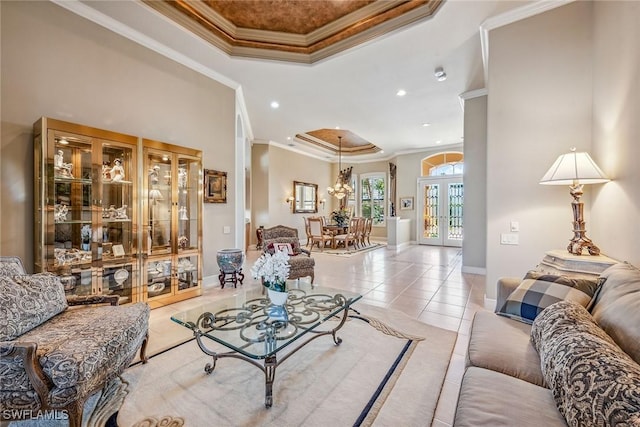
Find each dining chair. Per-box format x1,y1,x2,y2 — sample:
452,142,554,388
362,217,373,246
308,217,334,252
334,217,359,250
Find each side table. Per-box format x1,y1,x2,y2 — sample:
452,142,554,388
537,249,618,278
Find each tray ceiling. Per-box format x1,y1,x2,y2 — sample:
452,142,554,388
143,0,444,63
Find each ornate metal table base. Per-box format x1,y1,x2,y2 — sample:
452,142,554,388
186,292,351,408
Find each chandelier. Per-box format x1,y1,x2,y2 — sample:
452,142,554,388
327,136,352,200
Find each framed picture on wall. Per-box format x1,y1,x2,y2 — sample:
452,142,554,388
400,196,414,210
204,169,227,203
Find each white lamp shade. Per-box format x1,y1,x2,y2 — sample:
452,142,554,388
540,150,609,185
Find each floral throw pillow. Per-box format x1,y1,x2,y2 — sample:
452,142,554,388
531,300,640,426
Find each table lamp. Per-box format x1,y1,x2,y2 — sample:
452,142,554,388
540,148,609,256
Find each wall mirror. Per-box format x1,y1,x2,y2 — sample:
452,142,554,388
293,181,318,213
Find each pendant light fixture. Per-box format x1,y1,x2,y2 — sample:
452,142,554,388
327,136,353,200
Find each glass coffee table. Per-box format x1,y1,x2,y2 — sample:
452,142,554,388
170,283,362,407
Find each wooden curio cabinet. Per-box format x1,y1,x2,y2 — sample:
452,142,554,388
34,118,202,307
34,117,140,304
142,139,202,308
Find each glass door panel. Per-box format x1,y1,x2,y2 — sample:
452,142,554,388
146,256,173,299
101,143,135,261
177,254,199,291
101,263,136,304
445,182,464,246
147,151,173,256
177,157,200,253
49,130,94,271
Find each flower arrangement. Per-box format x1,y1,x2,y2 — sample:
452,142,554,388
250,249,290,292
331,208,351,227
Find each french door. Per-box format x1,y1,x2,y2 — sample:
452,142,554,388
417,177,463,247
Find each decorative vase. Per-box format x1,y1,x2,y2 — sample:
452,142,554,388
267,288,289,321
216,249,244,273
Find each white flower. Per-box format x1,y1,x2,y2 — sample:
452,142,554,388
251,249,290,291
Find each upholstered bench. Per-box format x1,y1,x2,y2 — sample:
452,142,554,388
0,256,149,427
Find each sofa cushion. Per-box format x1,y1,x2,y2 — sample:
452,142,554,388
15,302,149,406
590,262,640,365
454,367,566,427
467,311,545,387
0,256,26,276
0,274,68,340
531,300,640,427
497,270,598,324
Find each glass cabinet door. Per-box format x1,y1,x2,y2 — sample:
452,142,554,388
177,156,200,253
177,254,199,291
145,256,173,299
48,130,95,273
146,150,173,256
101,143,135,261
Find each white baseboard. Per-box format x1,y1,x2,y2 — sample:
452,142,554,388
462,265,486,275
202,274,219,288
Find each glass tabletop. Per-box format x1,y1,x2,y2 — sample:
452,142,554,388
171,282,362,359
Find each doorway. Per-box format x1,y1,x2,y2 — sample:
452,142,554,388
417,177,463,247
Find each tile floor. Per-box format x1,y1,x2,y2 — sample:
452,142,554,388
145,243,489,426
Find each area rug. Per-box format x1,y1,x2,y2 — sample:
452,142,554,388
319,242,386,257
116,304,456,427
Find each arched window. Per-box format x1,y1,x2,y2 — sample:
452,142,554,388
421,152,464,176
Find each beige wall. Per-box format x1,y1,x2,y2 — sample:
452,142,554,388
0,1,236,278
486,1,640,299
486,1,594,298
590,1,640,264
250,144,333,243
462,95,487,272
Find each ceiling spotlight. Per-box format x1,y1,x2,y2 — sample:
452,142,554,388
270,101,280,109
422,123,431,127
396,89,407,97
434,67,447,82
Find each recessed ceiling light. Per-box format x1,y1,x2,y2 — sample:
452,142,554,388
335,126,340,130
422,123,431,127
270,101,280,109
434,67,447,82
435,140,442,144
396,89,407,97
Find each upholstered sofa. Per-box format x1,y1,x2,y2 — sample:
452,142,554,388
454,262,640,426
262,225,315,283
0,256,150,427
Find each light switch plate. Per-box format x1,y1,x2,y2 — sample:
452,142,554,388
500,233,519,245
223,226,231,234
510,221,519,232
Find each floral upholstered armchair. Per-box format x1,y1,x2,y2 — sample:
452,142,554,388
0,256,149,427
261,225,315,283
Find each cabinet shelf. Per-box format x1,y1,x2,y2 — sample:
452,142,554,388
54,177,92,185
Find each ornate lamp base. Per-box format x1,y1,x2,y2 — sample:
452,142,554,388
567,185,601,256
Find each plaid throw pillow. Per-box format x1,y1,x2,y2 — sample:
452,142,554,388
497,271,599,324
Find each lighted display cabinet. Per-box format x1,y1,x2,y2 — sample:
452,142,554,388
142,139,202,308
33,117,140,304
34,118,203,308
